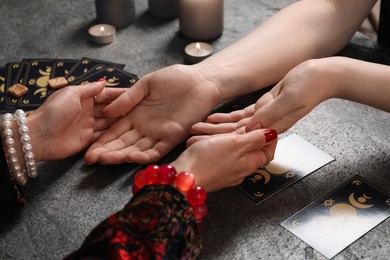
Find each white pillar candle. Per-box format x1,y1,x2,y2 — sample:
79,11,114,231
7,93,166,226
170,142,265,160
148,0,179,18
179,0,224,40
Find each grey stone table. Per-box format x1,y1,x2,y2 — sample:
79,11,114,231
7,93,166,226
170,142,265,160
0,0,389,259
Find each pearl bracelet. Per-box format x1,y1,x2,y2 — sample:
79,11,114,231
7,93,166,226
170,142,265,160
1,109,37,186
1,112,28,186
14,109,37,179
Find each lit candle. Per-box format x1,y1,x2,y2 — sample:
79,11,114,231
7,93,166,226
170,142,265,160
184,42,213,64
88,24,116,45
179,0,224,40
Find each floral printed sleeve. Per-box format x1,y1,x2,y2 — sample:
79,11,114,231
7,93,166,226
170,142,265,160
65,185,202,260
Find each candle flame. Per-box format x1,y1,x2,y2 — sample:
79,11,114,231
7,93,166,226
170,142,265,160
100,26,105,33
195,42,201,52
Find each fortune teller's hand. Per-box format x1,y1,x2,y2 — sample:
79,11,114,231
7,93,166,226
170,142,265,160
190,59,336,139
245,59,336,133
187,104,254,145
84,64,221,165
27,82,106,161
188,103,255,144
172,129,278,192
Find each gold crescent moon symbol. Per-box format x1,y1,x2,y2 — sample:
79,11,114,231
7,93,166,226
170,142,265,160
352,180,362,186
248,178,256,184
254,169,271,184
264,161,289,175
292,220,300,226
254,192,264,197
349,192,374,209
363,193,372,199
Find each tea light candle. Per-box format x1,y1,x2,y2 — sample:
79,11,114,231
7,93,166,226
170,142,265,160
179,0,223,40
88,24,116,44
184,42,213,64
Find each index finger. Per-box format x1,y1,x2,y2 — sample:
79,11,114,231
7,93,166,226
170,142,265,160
69,81,105,99
95,87,128,104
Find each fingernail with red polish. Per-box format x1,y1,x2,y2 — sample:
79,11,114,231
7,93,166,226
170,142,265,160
264,129,277,143
96,77,105,82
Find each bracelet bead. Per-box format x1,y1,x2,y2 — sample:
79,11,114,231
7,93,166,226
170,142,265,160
132,164,208,223
175,171,195,193
14,109,37,179
1,113,28,186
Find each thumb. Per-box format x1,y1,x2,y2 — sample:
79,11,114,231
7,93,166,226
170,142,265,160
237,129,278,151
102,80,146,118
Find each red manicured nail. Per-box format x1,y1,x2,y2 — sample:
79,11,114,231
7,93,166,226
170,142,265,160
264,129,277,143
96,77,105,82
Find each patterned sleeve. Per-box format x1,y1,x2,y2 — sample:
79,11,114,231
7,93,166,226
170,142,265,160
64,185,202,259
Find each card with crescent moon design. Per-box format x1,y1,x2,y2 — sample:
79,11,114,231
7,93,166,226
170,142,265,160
49,59,78,79
16,59,58,109
63,57,125,84
69,66,138,88
3,61,27,110
281,175,390,259
0,67,6,111
0,58,139,113
237,133,335,204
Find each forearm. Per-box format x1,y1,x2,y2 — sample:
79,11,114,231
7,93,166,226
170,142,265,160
324,57,390,112
65,185,201,259
195,0,376,102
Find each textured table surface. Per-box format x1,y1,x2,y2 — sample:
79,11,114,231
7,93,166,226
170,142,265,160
0,0,389,259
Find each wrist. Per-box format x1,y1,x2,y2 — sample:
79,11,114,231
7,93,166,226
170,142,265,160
1,110,38,185
25,111,44,162
132,164,208,223
306,58,344,101
193,62,259,104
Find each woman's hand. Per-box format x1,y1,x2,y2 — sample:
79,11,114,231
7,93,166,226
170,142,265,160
190,103,255,136
246,59,337,133
190,59,337,138
171,129,277,192
84,64,221,165
28,82,105,161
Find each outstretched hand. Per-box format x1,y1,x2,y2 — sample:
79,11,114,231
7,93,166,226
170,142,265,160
172,129,277,192
188,103,255,144
245,60,333,133
84,64,221,165
189,59,333,137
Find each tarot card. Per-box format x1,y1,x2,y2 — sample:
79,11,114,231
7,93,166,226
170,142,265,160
281,175,390,259
70,66,138,88
49,59,78,79
16,59,57,109
0,67,6,111
46,59,78,95
4,61,27,109
64,57,125,84
237,134,335,204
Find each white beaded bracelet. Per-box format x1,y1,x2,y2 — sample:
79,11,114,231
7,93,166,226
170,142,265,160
14,109,37,178
1,113,28,186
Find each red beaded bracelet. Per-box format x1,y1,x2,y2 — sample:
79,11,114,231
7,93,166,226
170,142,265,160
132,164,208,223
